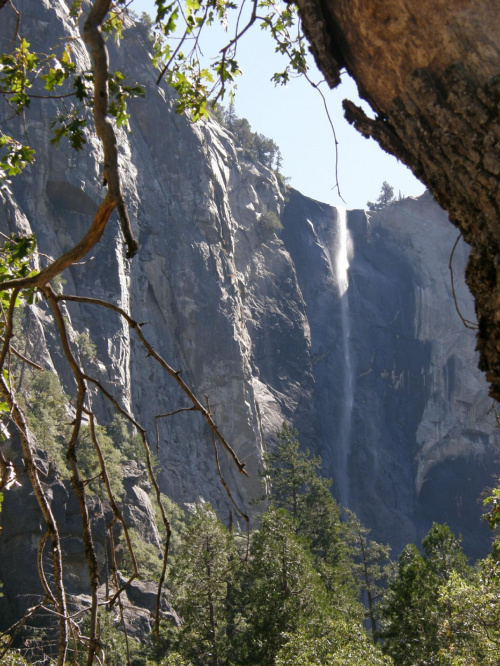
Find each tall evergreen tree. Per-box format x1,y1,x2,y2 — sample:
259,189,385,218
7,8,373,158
168,505,238,666
242,508,329,666
381,523,469,665
345,510,392,643
262,422,322,520
262,424,362,613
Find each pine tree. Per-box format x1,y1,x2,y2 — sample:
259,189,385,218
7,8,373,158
168,505,238,666
262,422,321,520
344,510,391,643
367,181,396,211
243,508,329,666
263,424,360,611
381,523,469,665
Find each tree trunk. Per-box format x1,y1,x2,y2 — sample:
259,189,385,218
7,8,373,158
297,0,500,399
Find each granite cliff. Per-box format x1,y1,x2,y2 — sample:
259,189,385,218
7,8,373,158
0,0,499,621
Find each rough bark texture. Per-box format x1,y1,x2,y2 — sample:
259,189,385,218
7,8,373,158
297,0,500,399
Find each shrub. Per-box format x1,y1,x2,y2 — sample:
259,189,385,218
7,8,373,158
257,210,283,240
121,527,163,581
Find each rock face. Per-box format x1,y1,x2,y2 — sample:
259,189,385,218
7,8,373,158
0,0,499,621
282,190,500,557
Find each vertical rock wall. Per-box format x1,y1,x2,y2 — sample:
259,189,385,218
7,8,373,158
282,189,500,557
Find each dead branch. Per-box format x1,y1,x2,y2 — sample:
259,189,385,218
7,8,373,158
80,376,172,637
0,602,45,662
155,406,197,453
55,293,248,476
37,531,56,606
86,411,132,666
42,285,100,666
205,395,250,559
448,233,478,330
83,0,138,259
0,336,43,371
0,376,69,665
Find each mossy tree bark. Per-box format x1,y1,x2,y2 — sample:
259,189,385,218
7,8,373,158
297,0,500,399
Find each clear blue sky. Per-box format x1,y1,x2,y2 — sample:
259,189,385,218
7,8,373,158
131,0,425,210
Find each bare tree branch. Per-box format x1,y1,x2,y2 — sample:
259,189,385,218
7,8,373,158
448,233,478,331
83,0,138,260
86,411,132,666
155,407,197,454
0,377,69,665
42,285,100,666
205,395,250,559
56,293,248,476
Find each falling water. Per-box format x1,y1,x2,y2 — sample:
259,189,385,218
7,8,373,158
336,208,353,507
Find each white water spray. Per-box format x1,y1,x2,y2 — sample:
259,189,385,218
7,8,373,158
335,208,353,506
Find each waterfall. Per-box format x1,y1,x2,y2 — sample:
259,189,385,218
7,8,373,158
336,208,353,507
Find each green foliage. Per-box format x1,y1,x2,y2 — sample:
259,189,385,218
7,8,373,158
243,507,330,666
121,527,163,581
0,134,35,181
344,509,392,641
150,0,309,121
155,655,193,666
50,111,88,151
73,608,131,666
483,479,500,530
41,45,76,91
25,370,70,474
275,617,393,665
108,413,145,461
137,12,156,45
381,523,470,665
22,371,129,496
261,423,362,613
0,234,37,310
50,273,67,294
153,492,188,556
257,210,283,240
0,637,30,665
152,0,241,118
0,38,40,112
108,70,145,129
77,424,125,499
262,422,322,519
76,331,97,365
437,559,500,665
367,181,396,211
216,104,281,170
167,504,238,665
422,521,469,580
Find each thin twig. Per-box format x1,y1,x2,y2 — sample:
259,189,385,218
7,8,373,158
205,395,250,559
0,336,43,370
37,531,56,605
448,233,478,330
86,410,132,666
155,406,197,454
42,285,100,666
56,293,248,476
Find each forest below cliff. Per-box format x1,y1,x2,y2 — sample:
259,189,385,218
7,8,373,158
3,416,500,665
